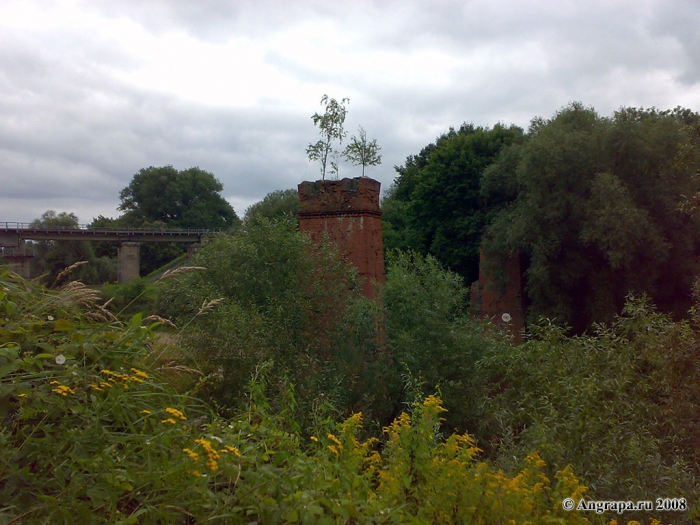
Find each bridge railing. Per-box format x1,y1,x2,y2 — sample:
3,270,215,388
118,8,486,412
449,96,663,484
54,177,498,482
1,246,36,257
0,222,210,234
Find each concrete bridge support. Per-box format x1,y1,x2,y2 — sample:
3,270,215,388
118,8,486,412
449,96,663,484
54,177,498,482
1,241,34,280
118,242,140,284
4,252,33,279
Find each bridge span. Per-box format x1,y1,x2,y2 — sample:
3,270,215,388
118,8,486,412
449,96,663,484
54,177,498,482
0,222,209,283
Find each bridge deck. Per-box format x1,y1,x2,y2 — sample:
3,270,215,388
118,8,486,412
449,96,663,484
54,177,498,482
0,222,209,245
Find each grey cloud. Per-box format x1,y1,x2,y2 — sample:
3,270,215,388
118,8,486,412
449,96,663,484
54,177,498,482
2,0,699,224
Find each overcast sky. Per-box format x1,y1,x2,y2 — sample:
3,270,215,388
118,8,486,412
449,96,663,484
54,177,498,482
2,0,699,224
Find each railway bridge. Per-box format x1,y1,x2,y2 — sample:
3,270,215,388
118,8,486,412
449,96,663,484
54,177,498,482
0,222,208,283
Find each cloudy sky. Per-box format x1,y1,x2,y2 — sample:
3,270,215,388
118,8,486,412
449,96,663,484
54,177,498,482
2,0,699,224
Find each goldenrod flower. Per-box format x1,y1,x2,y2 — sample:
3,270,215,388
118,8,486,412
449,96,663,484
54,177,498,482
183,448,200,461
224,445,241,457
130,368,149,379
165,407,187,421
194,438,221,471
52,385,76,396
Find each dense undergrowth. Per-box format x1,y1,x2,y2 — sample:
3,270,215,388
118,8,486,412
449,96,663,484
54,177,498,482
2,217,699,523
0,268,623,524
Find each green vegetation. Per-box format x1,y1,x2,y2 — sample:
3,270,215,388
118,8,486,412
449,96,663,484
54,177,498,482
388,104,700,332
384,123,524,283
1,267,679,524
4,101,700,523
243,188,300,227
28,211,116,286
22,165,239,283
482,104,700,331
306,95,382,180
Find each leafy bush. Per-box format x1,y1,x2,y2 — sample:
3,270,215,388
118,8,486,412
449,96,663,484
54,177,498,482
156,219,385,423
384,250,508,431
473,295,700,522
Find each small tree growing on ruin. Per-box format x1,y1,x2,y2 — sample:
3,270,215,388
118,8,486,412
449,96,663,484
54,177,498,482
306,95,349,180
343,125,382,177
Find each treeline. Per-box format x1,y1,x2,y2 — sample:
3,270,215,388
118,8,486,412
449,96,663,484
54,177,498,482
384,103,700,332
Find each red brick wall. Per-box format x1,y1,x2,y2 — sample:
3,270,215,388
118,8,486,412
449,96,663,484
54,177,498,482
298,177,385,299
470,249,524,344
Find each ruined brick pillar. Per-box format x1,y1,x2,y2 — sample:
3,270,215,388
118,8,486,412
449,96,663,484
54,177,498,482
470,248,524,344
298,177,385,299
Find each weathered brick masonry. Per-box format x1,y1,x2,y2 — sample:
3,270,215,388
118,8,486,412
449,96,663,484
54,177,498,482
298,177,385,299
469,250,524,344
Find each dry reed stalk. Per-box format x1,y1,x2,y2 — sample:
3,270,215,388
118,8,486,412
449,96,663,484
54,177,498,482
157,362,204,376
197,298,224,316
52,261,88,287
143,315,178,329
158,266,207,282
60,281,102,309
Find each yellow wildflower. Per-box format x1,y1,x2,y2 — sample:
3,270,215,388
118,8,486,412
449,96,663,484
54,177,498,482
52,385,76,396
310,436,319,442
189,470,202,477
161,418,177,425
89,383,103,392
183,448,200,461
224,445,241,457
50,380,61,385
165,407,187,421
140,410,151,415
195,438,221,472
130,368,149,379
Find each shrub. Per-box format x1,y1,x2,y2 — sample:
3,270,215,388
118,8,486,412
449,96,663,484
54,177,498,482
473,295,700,522
156,219,385,423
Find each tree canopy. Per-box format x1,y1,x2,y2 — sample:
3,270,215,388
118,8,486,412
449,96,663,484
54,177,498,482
116,166,239,275
243,188,300,226
386,123,524,283
482,103,700,331
118,165,238,230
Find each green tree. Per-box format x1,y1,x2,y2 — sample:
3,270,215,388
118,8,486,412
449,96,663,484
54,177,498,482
243,188,300,226
389,123,524,283
482,103,700,331
118,165,238,230
343,125,382,177
118,166,239,275
306,95,349,180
